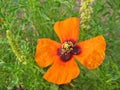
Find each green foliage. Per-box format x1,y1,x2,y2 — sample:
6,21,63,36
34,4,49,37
0,0,120,90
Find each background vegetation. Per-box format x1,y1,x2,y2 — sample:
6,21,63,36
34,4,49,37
0,0,120,90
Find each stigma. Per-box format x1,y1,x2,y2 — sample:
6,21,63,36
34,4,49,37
58,40,81,62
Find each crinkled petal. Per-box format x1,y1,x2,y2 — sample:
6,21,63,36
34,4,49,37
54,17,80,43
74,36,106,69
43,58,80,84
35,38,60,67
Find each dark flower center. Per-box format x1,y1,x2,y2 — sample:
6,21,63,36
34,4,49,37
58,40,81,62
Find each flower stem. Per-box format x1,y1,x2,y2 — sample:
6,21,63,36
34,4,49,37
6,30,27,64
80,0,94,30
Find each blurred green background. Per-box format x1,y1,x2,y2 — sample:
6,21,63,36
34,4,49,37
0,0,120,90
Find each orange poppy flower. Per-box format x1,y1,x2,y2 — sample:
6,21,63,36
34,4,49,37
35,17,106,84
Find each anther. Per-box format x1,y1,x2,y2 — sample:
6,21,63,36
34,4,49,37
58,40,81,62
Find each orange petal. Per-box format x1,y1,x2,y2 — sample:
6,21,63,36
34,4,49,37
74,35,106,69
35,38,60,68
43,58,80,84
54,17,80,43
